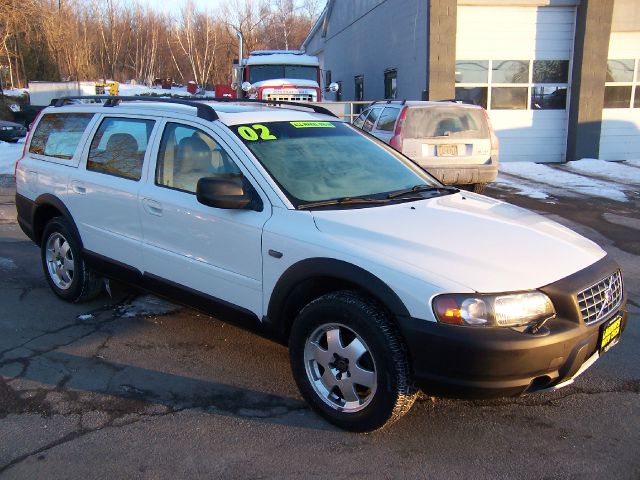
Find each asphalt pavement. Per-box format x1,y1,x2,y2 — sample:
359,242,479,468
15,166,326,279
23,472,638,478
0,174,638,479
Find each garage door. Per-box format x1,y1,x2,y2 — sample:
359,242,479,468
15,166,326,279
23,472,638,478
599,32,640,160
455,5,577,162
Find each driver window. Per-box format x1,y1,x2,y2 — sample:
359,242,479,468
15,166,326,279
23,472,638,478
156,123,241,193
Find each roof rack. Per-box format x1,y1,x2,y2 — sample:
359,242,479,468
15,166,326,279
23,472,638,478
50,96,220,121
49,95,338,120
435,99,467,104
370,99,407,106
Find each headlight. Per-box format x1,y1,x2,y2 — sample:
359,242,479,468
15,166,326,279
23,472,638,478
0,126,13,131
433,291,555,327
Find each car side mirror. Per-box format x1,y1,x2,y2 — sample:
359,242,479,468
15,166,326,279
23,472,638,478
328,82,340,93
196,175,256,210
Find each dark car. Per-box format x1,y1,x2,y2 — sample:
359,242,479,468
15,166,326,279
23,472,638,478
0,119,28,143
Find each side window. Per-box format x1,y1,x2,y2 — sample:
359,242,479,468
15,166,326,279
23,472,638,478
362,107,381,132
156,122,241,194
29,113,94,160
376,108,400,132
87,117,155,181
352,109,370,129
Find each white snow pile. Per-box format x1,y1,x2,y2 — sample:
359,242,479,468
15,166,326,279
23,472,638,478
116,294,180,318
0,258,18,271
565,158,640,185
0,138,24,175
117,84,216,97
493,173,550,200
498,161,630,202
1,88,28,98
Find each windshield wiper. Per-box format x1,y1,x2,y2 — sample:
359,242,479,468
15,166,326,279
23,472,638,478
386,184,459,199
297,197,390,210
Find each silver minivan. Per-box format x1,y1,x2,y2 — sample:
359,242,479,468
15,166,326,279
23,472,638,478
353,101,499,193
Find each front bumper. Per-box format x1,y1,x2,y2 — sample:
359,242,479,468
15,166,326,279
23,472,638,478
398,256,627,398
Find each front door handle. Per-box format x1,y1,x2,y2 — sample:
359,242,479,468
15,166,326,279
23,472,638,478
142,198,163,216
71,181,86,194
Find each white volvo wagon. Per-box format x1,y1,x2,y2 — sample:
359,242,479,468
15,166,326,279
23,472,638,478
15,96,627,432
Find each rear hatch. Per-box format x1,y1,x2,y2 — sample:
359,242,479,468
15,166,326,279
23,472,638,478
400,106,491,166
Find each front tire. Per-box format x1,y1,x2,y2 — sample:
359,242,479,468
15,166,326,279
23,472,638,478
289,291,417,432
41,217,102,302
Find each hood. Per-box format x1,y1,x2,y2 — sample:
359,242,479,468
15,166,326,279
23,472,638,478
311,193,605,293
251,79,319,89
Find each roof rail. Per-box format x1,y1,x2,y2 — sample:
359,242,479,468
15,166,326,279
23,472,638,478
435,99,466,104
50,95,220,121
49,95,338,120
370,99,406,106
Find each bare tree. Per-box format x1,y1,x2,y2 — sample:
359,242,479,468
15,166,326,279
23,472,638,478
0,0,323,88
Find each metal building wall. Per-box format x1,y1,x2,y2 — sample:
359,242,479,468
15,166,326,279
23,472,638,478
305,0,429,102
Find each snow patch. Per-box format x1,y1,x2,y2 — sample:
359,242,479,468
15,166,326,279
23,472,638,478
0,258,17,270
566,158,640,186
494,174,550,200
0,138,24,175
116,84,216,97
499,162,628,202
116,294,179,318
1,88,28,98
77,314,95,321
624,159,640,168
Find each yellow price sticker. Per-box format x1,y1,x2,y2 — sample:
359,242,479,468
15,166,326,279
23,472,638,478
237,124,277,141
290,121,335,128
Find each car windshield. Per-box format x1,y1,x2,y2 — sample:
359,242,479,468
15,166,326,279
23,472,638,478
404,107,488,139
249,65,318,83
230,121,440,206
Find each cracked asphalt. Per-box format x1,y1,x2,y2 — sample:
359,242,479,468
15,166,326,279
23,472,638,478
0,175,638,479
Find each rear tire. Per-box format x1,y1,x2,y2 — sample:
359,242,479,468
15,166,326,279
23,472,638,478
41,217,103,303
289,291,417,432
471,183,486,194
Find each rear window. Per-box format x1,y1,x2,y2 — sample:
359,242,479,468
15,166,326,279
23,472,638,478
404,107,488,139
29,113,94,159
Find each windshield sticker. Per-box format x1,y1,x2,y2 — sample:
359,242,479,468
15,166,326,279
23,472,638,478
290,121,335,128
237,124,277,141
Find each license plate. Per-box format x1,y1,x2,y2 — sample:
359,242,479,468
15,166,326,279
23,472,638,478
437,144,458,156
599,315,622,353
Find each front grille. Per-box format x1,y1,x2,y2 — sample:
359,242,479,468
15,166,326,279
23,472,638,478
577,270,623,324
265,94,314,102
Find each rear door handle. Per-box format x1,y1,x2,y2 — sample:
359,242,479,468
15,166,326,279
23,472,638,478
142,198,163,216
71,181,86,194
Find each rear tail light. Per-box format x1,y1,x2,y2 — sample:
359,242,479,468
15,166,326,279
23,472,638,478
389,106,408,151
481,108,499,155
14,111,42,179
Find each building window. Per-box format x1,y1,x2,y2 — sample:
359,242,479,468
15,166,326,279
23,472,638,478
604,59,639,108
325,70,332,89
384,69,397,100
455,59,570,111
354,75,364,113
